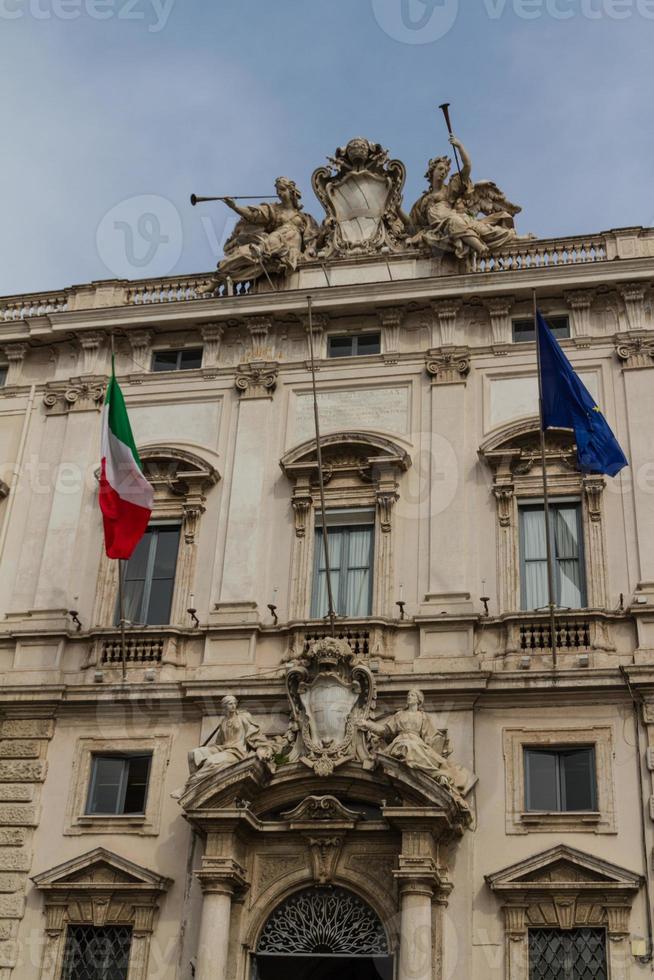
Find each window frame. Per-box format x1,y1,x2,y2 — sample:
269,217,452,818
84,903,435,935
523,745,597,813
118,522,181,627
518,498,587,610
61,924,133,980
327,332,381,358
85,752,153,817
151,347,203,372
512,314,570,344
310,509,375,619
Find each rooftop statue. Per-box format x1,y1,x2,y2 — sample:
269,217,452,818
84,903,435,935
312,138,408,257
408,135,535,259
199,177,320,293
358,687,474,798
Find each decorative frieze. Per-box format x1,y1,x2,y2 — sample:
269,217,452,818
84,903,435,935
483,295,515,345
615,334,654,369
235,360,278,398
425,346,470,384
42,377,105,414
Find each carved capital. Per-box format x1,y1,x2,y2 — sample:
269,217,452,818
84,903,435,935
196,859,248,896
503,905,528,940
43,377,106,414
2,342,29,385
201,322,225,367
553,895,577,931
246,316,274,360
128,330,154,371
76,331,106,374
565,289,595,337
620,283,647,331
307,835,343,884
615,334,654,369
425,346,470,384
235,360,278,398
431,299,462,346
182,502,205,544
583,476,605,522
44,902,68,936
378,306,404,355
493,484,515,527
483,295,515,345
605,903,631,940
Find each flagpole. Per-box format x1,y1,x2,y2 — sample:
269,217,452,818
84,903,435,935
533,290,558,669
117,558,127,682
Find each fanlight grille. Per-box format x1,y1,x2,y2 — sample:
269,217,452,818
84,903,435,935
257,886,388,956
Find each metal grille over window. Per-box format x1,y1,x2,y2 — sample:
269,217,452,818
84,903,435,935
61,925,132,980
256,887,388,955
529,928,607,980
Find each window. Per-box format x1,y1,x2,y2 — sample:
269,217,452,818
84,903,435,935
519,502,586,610
512,315,570,343
119,525,180,626
327,333,381,358
0,366,7,387
61,924,132,980
529,928,607,980
86,754,151,815
524,746,596,812
311,510,374,618
151,347,203,372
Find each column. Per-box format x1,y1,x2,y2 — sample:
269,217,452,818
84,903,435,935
398,881,434,980
194,883,234,980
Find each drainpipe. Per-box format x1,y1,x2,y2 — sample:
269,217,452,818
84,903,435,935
620,665,654,966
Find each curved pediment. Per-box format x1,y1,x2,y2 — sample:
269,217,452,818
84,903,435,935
139,445,220,491
281,431,411,483
479,420,578,477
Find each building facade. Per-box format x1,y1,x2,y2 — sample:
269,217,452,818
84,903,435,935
1,139,654,980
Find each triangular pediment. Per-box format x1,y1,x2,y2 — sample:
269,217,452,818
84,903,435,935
486,845,642,894
32,847,172,893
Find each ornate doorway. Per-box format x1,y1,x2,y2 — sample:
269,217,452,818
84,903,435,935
252,886,394,980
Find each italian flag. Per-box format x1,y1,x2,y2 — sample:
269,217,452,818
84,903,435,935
99,364,153,559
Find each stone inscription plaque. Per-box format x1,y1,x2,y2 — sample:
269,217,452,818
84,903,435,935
294,386,410,442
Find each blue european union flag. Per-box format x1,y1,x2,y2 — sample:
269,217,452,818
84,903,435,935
537,312,628,477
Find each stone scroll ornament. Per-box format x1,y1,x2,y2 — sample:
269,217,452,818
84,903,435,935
408,134,535,260
286,637,376,776
311,138,408,258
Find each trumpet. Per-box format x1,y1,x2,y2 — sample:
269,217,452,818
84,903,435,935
190,193,277,206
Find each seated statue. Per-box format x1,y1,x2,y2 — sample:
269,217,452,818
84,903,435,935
199,177,319,293
358,688,472,795
174,694,273,799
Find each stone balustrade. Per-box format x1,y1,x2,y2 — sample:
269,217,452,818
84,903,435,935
473,233,609,273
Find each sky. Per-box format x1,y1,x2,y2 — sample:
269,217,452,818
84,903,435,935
1,0,653,296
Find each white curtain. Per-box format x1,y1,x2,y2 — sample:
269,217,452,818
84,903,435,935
312,530,343,618
311,526,372,618
554,506,583,608
521,509,548,610
521,505,583,610
344,528,372,617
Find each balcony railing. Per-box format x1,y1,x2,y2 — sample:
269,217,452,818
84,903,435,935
472,234,608,274
0,292,68,321
519,619,591,652
92,630,182,667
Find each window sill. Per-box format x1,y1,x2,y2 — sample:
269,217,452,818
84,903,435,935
67,813,155,836
517,810,609,833
78,814,147,824
521,810,601,823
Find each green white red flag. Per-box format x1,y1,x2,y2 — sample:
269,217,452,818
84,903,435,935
99,364,153,559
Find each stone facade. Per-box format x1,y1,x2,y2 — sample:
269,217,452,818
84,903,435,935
0,206,653,979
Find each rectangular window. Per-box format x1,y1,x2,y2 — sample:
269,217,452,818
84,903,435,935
327,333,381,358
519,502,586,610
524,746,596,812
61,924,132,980
118,525,180,626
512,315,570,344
151,347,203,372
86,754,151,815
528,928,606,980
311,510,374,618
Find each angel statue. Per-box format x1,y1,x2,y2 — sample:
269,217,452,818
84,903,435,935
172,694,273,799
358,688,474,796
407,135,535,259
199,177,319,293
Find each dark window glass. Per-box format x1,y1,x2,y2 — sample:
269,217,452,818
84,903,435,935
528,928,606,980
512,315,570,343
311,521,374,618
519,502,586,610
86,755,151,815
524,747,596,812
119,525,180,626
327,333,381,358
62,924,132,980
0,366,7,387
151,348,203,371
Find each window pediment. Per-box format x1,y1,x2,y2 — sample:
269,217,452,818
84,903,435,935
139,445,220,497
479,421,579,479
486,844,642,895
32,847,172,895
281,431,411,485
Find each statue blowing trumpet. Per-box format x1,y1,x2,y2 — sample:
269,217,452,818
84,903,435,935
190,193,277,206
